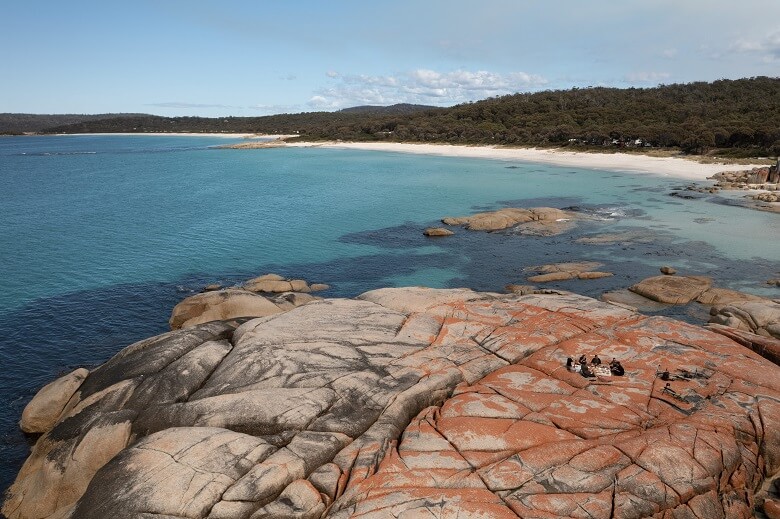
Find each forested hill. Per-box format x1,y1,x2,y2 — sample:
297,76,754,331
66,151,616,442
0,113,146,134
5,77,779,155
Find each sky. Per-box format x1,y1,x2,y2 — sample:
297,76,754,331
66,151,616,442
2,0,779,117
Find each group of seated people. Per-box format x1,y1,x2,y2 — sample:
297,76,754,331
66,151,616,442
566,354,625,377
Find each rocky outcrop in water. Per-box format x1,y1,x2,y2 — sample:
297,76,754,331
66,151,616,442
710,164,780,189
524,261,613,282
629,275,713,305
423,227,454,237
4,288,779,519
244,273,329,294
441,206,577,235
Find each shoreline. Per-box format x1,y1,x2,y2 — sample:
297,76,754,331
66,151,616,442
49,132,296,139
283,141,765,181
21,134,770,181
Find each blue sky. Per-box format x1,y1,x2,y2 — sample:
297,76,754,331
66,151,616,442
2,0,779,116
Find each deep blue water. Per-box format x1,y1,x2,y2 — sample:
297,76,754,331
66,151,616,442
0,135,778,493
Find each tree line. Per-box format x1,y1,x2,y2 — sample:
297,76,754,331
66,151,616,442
5,77,778,156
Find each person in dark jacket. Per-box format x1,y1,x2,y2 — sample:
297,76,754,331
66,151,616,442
580,362,594,378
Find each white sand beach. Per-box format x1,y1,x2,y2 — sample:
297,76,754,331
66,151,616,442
285,141,763,181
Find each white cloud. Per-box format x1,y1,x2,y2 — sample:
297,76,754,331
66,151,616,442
247,103,303,115
307,69,547,110
146,102,239,109
729,30,780,60
326,71,340,78
624,71,671,84
661,48,678,59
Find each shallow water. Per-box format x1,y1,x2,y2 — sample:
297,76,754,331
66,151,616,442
0,135,777,492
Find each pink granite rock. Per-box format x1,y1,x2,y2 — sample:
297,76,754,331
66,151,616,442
3,288,778,519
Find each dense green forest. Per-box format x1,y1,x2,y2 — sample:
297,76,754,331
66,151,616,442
4,78,779,156
0,113,147,135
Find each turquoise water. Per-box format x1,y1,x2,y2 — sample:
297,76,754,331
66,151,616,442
0,135,778,491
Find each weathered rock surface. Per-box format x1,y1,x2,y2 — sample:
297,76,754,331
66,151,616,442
710,165,780,189
710,299,780,339
20,368,89,434
442,207,576,235
423,227,454,237
169,288,319,330
504,284,536,295
629,275,713,304
660,265,676,275
708,323,780,366
696,287,766,305
601,288,672,313
4,288,780,519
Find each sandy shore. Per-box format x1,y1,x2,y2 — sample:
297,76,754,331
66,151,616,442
283,141,762,181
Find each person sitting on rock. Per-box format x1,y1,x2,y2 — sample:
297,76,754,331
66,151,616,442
660,369,670,381
578,354,587,365
566,357,574,370
610,361,625,376
580,362,594,378
591,354,602,365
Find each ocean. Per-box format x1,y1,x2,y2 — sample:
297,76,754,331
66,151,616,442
0,134,777,492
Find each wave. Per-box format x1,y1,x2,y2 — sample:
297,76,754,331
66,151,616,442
563,204,645,221
18,151,98,156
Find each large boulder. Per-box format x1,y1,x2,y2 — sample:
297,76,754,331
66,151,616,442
4,289,779,519
244,273,314,293
20,368,89,434
169,289,283,329
710,299,780,339
628,275,712,304
169,288,319,330
696,287,766,305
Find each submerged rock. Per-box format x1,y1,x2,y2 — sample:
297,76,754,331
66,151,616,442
576,230,657,245
525,261,613,283
423,227,454,237
4,288,779,519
